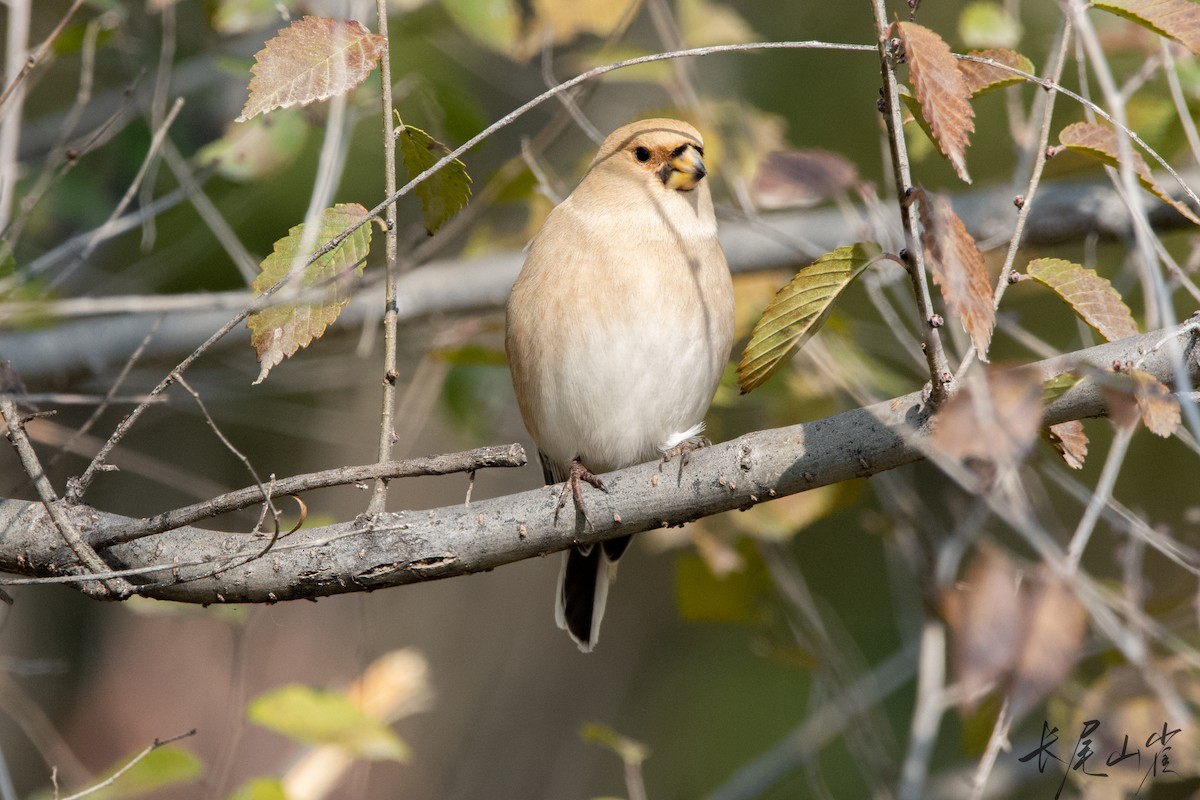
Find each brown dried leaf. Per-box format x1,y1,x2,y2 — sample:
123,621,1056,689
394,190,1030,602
940,546,1023,712
1007,571,1087,719
894,21,975,182
239,17,387,122
1058,121,1200,225
1094,0,1200,55
932,367,1044,482
1044,420,1088,469
943,550,1087,717
1025,257,1139,342
752,149,859,209
1132,369,1182,437
919,192,995,357
959,49,1034,96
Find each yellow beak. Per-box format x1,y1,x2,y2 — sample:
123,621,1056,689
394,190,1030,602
662,145,706,191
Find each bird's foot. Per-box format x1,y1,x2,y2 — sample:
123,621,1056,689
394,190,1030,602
554,457,608,526
660,436,712,471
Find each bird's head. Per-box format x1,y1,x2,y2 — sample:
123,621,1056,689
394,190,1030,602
588,119,708,193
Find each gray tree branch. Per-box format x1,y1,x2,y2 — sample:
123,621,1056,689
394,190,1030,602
0,322,1195,603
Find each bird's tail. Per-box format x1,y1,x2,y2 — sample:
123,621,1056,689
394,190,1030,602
555,535,630,652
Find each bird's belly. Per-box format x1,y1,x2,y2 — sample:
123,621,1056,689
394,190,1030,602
532,316,724,474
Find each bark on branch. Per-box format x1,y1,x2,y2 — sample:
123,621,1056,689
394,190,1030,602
0,323,1195,603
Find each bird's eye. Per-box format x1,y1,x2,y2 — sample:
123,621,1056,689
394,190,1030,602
633,146,652,163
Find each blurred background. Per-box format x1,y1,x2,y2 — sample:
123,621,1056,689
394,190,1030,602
1,0,1198,798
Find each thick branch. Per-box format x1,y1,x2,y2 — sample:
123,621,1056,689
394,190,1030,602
0,323,1194,603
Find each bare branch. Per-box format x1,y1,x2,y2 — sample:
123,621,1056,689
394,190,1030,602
1,324,1193,603
106,444,527,545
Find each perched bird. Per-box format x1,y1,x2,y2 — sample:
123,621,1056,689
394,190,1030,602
505,118,735,651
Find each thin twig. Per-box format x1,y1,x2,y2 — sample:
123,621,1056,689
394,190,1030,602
59,729,196,800
897,619,947,800
0,396,132,598
1065,422,1135,572
101,444,526,545
47,314,166,472
870,5,953,402
48,96,186,293
369,0,401,515
958,17,1072,377
0,0,85,112
173,373,280,534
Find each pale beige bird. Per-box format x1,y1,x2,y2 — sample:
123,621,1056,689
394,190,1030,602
505,118,735,651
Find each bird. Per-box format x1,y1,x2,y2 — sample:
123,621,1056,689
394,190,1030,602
505,118,735,652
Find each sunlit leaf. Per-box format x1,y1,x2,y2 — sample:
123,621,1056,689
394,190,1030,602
397,124,473,235
959,49,1034,96
1044,420,1088,469
248,684,409,761
752,149,859,209
346,649,432,723
1058,121,1200,225
919,192,995,357
1093,0,1200,55
1025,257,1139,342
894,21,975,182
227,777,287,800
82,746,202,800
958,1,1023,49
199,109,309,182
736,242,882,393
239,16,387,121
247,203,372,384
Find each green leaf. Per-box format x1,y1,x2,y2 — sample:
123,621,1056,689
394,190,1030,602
1093,0,1200,56
397,124,473,234
248,684,409,761
958,2,1023,49
1042,371,1084,405
581,723,650,765
83,746,202,800
228,777,288,800
737,242,882,393
198,109,309,182
246,203,372,384
1025,258,1139,342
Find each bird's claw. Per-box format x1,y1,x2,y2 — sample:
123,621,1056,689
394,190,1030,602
659,436,711,471
554,457,607,526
